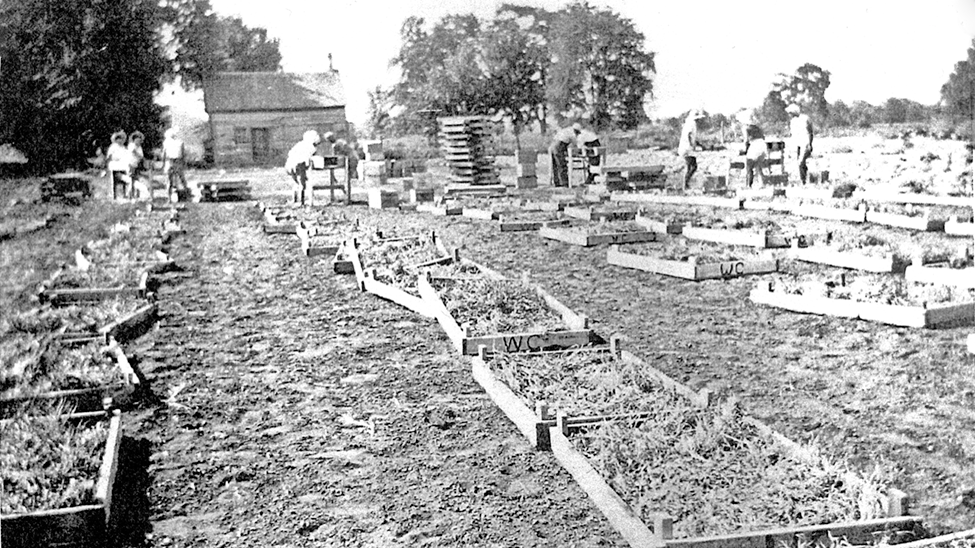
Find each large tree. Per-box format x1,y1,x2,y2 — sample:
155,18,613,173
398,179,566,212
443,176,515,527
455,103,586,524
941,38,975,121
0,0,167,172
546,2,655,130
769,63,831,125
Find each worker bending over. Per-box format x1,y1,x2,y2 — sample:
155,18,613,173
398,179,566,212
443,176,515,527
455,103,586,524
548,123,581,187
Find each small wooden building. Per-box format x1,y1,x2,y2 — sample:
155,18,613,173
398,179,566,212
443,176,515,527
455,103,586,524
202,71,348,167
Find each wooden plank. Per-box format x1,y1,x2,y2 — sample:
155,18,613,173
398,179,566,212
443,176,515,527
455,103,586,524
635,215,684,235
854,191,974,207
865,210,946,232
462,208,501,221
539,226,658,247
416,203,463,216
608,247,774,280
611,193,744,210
591,164,664,176
789,246,898,273
461,330,593,355
663,517,923,548
563,206,637,222
742,199,797,212
471,357,543,447
792,203,867,223
97,302,157,343
536,286,589,330
548,430,662,548
417,274,466,353
749,285,861,319
361,274,434,318
945,217,975,237
904,265,975,288
681,226,770,248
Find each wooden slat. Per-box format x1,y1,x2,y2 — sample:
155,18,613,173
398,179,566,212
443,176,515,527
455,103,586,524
854,191,974,207
789,246,898,273
749,285,861,319
681,226,770,248
612,193,745,210
471,357,542,447
693,259,778,280
539,227,659,247
634,215,684,234
361,275,434,318
607,247,698,279
792,203,867,223
663,517,923,548
866,211,946,232
904,265,975,288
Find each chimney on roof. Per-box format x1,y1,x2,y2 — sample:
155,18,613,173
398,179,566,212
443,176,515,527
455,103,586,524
328,53,333,72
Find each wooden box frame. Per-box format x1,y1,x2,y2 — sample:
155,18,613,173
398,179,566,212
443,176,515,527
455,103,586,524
0,345,140,417
750,283,975,328
1,410,123,548
904,261,975,289
608,246,778,280
792,202,867,223
612,193,745,210
418,272,593,355
865,210,946,232
563,205,638,222
40,271,150,304
788,244,901,273
539,225,660,247
471,342,919,548
945,216,975,237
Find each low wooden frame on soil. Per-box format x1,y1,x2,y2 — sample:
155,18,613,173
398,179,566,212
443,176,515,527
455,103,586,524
944,216,974,237
416,202,464,216
865,210,947,232
788,245,901,273
750,283,975,328
418,273,593,355
539,226,659,247
0,410,122,548
56,301,157,346
634,214,685,235
904,263,975,289
40,272,150,304
0,345,140,418
470,344,920,548
742,198,798,213
498,216,572,232
680,226,808,249
607,246,779,280
563,206,638,222
791,202,867,223
612,193,744,210
348,233,454,318
854,191,974,208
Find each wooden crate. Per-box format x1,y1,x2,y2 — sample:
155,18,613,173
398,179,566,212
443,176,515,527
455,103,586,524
612,193,744,210
515,176,538,189
608,246,779,280
418,273,593,355
368,188,399,209
1,411,123,548
788,245,900,273
945,216,975,237
865,210,946,232
539,226,659,247
199,179,251,202
41,173,92,202
750,283,975,328
410,188,435,203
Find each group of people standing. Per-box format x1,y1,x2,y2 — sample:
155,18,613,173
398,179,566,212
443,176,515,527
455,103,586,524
680,103,815,188
101,128,187,201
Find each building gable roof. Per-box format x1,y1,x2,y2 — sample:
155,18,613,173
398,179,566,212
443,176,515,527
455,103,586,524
203,72,346,113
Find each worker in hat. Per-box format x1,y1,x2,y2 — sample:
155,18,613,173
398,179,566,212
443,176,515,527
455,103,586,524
162,127,187,201
787,104,814,184
548,123,582,187
106,130,131,200
677,110,706,190
285,130,322,205
735,108,767,188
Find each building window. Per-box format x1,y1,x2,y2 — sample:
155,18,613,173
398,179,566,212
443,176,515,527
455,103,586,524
234,127,249,144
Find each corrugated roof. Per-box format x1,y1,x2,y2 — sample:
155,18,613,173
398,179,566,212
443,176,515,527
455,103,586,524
203,72,345,113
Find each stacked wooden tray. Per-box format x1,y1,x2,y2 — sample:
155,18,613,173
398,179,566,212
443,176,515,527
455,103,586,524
199,179,252,202
438,116,500,186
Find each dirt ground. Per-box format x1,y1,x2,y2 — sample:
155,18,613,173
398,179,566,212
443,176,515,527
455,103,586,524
2,133,973,547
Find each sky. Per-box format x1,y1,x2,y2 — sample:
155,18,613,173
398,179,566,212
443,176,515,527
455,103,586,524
169,0,975,125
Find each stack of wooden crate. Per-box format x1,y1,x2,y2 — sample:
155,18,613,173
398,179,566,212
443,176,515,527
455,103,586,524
515,149,537,189
438,116,499,186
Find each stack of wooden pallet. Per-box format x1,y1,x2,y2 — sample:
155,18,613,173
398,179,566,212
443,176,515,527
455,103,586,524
199,179,252,202
438,116,500,187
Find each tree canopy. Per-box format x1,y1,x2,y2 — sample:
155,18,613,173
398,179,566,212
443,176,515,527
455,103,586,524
0,0,281,172
941,38,975,121
387,1,656,137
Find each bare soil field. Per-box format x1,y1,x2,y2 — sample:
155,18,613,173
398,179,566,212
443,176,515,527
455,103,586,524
1,133,972,547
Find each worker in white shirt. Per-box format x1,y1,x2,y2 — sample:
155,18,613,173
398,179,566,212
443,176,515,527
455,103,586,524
106,131,131,200
548,123,581,187
162,128,187,201
677,110,706,190
787,104,814,184
285,130,321,206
